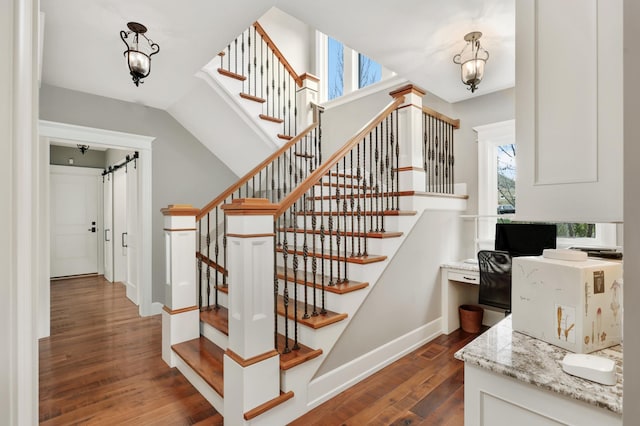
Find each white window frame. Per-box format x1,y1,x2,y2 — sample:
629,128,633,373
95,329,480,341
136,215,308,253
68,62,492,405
475,119,617,249
315,31,395,103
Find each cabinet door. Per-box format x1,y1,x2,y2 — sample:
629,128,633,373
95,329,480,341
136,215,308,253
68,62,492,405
515,0,622,222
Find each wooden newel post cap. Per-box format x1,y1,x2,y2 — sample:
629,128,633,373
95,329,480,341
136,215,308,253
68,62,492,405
389,84,427,99
161,204,200,216
221,198,279,215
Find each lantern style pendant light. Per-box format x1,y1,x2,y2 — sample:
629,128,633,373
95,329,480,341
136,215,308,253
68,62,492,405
452,31,489,93
120,22,160,86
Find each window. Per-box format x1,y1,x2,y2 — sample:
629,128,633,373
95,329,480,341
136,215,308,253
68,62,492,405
327,37,344,100
358,53,382,89
474,120,616,252
318,32,391,101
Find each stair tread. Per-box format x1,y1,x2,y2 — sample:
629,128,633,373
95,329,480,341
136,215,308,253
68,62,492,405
293,151,314,158
278,227,403,239
259,114,284,124
276,295,347,329
296,210,417,217
172,337,225,397
308,190,468,200
277,333,323,370
276,246,387,264
278,134,293,141
239,92,266,103
217,68,246,81
200,306,229,335
276,265,369,294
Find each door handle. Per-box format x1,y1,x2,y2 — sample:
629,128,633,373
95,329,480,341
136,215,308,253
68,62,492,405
122,232,128,248
105,229,110,241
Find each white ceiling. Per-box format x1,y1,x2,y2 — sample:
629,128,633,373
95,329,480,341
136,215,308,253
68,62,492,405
40,0,514,110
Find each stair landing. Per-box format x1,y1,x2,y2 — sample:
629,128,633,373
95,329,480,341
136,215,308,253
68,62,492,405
172,337,225,397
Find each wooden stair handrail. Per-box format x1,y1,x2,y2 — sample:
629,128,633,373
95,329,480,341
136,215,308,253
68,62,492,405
422,105,460,129
253,21,303,87
197,122,318,220
275,96,405,218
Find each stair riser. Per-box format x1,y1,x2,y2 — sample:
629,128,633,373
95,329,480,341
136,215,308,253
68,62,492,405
277,315,347,350
292,214,407,233
308,196,411,212
201,320,229,349
276,282,368,315
279,232,398,257
198,275,229,306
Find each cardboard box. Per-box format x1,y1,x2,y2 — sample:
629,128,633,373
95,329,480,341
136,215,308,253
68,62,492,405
512,256,622,353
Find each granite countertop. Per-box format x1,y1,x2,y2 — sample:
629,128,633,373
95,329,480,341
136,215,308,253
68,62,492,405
441,260,480,272
455,316,623,414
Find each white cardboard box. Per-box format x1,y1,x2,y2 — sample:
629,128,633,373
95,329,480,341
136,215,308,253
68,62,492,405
512,256,622,353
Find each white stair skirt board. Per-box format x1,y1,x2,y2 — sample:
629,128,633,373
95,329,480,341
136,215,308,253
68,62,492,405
174,352,224,416
307,318,442,408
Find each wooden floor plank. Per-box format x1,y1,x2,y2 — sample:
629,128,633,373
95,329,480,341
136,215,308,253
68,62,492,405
39,275,222,425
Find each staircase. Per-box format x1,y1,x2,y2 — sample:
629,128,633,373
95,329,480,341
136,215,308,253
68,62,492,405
161,22,466,426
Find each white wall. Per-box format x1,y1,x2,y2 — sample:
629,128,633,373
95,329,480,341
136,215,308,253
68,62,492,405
39,84,238,305
315,209,463,375
624,0,639,422
259,7,314,77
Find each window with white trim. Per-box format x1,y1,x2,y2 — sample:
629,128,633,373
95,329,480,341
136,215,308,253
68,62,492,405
474,120,616,252
318,33,393,102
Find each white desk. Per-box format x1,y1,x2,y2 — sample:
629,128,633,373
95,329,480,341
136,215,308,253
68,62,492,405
440,261,503,334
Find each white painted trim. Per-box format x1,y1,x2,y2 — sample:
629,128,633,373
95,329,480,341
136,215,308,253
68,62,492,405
40,120,155,318
12,0,38,423
39,120,154,151
307,318,442,408
150,302,164,316
194,69,279,152
322,75,408,110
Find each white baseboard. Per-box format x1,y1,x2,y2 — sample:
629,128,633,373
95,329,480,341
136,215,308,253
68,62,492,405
307,318,442,408
149,302,164,315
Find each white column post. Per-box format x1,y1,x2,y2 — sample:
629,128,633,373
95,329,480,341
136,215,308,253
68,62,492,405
161,204,200,367
222,198,280,425
297,73,320,129
389,84,427,192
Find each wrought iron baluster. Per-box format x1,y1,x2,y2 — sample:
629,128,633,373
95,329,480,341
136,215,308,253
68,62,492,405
363,134,369,257
374,125,380,232
241,31,246,93
318,164,325,315
302,192,310,320
222,214,227,288
342,159,348,282
273,221,279,350
385,116,390,213
198,219,202,310
261,38,265,100
335,163,342,285
394,110,400,210
291,203,300,351
281,208,291,354
328,164,335,286
206,212,211,310
356,142,362,257
350,150,355,258
214,208,220,308
311,185,318,316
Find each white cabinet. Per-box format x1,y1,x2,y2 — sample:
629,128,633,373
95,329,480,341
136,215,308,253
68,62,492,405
516,0,623,223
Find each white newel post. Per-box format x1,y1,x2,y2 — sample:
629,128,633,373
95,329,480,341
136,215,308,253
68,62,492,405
161,204,200,367
389,84,427,192
222,198,281,424
297,73,320,130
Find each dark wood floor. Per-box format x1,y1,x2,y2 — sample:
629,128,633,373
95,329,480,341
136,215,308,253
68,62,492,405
40,275,474,425
39,275,222,425
289,331,474,426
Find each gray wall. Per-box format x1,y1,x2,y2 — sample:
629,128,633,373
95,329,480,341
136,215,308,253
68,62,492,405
50,145,105,168
624,0,639,421
40,84,238,304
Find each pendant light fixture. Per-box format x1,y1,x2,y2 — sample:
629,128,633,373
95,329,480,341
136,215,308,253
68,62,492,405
452,31,489,93
120,22,160,87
